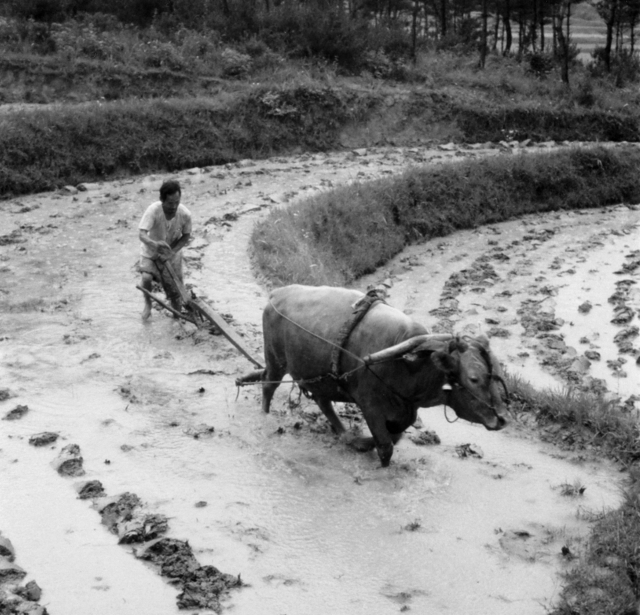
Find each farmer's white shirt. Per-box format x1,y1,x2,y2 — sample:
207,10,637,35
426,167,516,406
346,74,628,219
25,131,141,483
139,201,192,258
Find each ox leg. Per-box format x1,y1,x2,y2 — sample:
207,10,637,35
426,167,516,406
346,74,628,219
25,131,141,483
314,397,347,436
262,365,285,414
262,381,280,414
375,440,394,467
314,398,378,453
374,432,405,467
364,416,400,467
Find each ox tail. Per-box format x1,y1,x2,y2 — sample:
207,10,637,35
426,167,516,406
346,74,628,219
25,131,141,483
235,370,266,388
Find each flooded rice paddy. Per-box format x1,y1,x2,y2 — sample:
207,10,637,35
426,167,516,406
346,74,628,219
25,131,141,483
0,143,637,614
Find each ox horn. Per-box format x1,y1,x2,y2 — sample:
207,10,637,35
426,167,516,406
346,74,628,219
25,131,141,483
364,334,451,365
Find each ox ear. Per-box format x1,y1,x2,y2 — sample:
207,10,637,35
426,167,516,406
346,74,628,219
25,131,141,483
431,350,458,375
475,334,490,349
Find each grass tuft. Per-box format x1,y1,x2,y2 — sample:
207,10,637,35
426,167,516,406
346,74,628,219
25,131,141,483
558,480,587,497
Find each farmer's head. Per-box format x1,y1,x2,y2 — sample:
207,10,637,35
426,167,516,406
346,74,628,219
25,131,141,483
160,179,181,219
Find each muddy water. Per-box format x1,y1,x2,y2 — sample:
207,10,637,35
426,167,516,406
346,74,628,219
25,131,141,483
0,145,633,615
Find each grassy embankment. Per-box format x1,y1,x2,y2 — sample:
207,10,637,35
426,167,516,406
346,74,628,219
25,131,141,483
251,145,640,615
0,85,376,198
1,72,639,200
252,145,640,286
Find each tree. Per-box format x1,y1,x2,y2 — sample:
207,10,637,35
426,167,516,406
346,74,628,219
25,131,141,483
596,0,620,71
552,0,572,84
479,0,488,66
618,0,640,51
500,0,514,54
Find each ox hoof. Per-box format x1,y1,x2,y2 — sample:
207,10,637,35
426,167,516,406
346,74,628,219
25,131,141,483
377,448,393,468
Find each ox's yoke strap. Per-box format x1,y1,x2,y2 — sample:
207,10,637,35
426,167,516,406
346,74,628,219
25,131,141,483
330,288,386,378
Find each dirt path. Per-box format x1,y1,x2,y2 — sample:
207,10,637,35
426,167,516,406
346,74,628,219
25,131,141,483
0,143,636,615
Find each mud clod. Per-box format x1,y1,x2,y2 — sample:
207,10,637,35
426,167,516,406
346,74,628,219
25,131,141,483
52,444,85,477
614,327,639,344
409,430,441,446
98,492,142,533
455,443,484,459
137,538,200,577
135,537,242,610
0,535,15,562
0,559,26,583
28,432,59,447
611,306,635,325
76,480,106,500
3,405,29,421
177,565,243,611
15,580,42,602
90,488,242,611
118,514,169,544
578,301,592,314
615,258,640,274
0,531,47,615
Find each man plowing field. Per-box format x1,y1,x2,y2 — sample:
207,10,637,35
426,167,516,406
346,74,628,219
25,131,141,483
138,179,192,320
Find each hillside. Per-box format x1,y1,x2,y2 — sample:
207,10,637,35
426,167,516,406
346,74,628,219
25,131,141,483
0,5,636,200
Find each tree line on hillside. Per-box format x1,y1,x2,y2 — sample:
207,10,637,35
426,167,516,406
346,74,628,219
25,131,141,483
1,0,639,84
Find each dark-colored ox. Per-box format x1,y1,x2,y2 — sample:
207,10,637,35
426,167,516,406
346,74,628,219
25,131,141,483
242,284,508,467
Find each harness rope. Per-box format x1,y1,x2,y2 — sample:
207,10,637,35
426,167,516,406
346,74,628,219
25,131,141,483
330,289,386,377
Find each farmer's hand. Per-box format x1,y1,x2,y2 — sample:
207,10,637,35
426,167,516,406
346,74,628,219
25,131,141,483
156,241,173,260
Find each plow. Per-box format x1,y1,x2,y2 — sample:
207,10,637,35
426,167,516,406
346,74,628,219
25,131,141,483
136,258,263,369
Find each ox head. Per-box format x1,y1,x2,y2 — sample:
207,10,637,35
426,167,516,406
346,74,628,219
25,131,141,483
364,334,508,430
